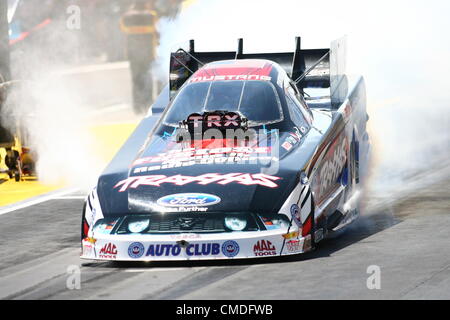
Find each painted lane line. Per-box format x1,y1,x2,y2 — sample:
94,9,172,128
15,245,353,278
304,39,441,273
0,187,79,216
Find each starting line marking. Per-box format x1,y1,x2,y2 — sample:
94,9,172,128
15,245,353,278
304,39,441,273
0,188,80,216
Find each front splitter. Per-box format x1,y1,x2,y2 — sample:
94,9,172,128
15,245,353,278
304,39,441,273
81,231,312,261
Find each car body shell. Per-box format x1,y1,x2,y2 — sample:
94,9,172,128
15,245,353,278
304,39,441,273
81,57,369,262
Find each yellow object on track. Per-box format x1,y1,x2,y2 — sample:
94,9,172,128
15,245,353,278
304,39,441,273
0,178,62,207
0,121,138,208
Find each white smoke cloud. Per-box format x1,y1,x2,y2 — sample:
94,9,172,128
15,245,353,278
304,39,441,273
1,75,105,190
0,14,108,191
2,0,449,200
156,0,450,202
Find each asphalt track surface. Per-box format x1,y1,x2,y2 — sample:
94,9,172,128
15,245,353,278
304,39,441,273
1,159,449,300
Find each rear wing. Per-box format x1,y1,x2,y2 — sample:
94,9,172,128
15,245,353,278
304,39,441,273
169,37,348,107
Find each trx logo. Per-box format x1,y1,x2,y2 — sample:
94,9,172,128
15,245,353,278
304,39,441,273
188,113,241,128
184,111,246,131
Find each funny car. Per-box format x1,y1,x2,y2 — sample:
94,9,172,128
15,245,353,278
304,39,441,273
81,37,370,261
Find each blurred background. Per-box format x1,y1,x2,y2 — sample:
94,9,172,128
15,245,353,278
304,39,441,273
0,0,190,194
0,0,449,206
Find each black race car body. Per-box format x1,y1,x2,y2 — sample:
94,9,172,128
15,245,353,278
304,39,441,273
81,37,370,261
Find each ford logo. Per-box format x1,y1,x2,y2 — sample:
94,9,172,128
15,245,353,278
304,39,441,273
157,193,221,207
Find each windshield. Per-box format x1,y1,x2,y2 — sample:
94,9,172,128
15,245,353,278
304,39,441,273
164,80,283,126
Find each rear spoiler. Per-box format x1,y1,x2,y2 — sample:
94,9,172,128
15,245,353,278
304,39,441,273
169,37,348,107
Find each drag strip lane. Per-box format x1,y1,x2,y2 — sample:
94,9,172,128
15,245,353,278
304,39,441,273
0,192,252,300
0,168,449,299
0,198,84,271
0,248,81,300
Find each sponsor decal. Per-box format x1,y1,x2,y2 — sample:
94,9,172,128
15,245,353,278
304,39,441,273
281,141,293,151
157,193,221,207
99,243,118,259
290,204,302,227
128,242,145,259
186,243,220,256
314,134,349,200
132,147,271,167
286,239,303,253
222,240,240,257
315,228,324,242
262,217,281,230
82,242,94,256
189,75,272,83
286,135,298,145
184,112,245,130
170,234,202,240
146,243,221,257
282,231,300,240
290,130,302,142
253,240,277,257
163,206,209,212
93,221,116,235
197,60,273,75
133,156,273,173
114,173,281,192
281,132,302,152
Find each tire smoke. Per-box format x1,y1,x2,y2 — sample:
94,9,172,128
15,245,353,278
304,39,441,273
155,0,450,206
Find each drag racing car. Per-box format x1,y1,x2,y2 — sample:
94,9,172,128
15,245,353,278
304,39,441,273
81,37,370,261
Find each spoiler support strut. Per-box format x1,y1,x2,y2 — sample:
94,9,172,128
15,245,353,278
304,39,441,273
169,36,347,108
